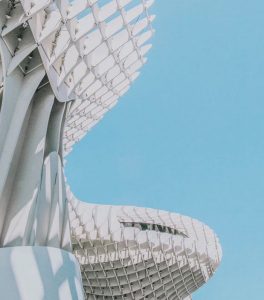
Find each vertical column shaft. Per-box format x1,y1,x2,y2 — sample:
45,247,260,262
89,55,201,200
0,35,71,251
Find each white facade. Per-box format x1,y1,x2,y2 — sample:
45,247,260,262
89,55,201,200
0,246,85,300
0,0,222,299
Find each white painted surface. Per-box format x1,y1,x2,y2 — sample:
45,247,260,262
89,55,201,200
0,1,222,299
68,190,222,299
0,246,85,300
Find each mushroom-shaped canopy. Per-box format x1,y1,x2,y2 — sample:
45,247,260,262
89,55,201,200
16,0,155,155
0,0,155,155
68,191,222,300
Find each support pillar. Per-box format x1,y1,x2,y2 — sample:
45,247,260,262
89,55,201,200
0,14,85,299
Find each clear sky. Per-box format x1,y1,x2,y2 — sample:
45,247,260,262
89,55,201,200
66,1,264,299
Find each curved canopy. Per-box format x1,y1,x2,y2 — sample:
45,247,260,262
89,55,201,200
68,190,222,300
0,0,155,155
19,0,155,155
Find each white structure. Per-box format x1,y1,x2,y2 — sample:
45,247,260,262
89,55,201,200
68,192,222,300
0,246,84,300
0,0,221,299
0,0,154,249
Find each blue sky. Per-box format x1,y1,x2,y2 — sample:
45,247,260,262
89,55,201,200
66,1,264,298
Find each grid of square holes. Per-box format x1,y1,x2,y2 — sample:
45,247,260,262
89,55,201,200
68,194,222,300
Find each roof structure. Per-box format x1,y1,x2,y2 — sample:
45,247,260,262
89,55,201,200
2,0,154,155
0,0,154,155
0,0,222,299
68,190,222,300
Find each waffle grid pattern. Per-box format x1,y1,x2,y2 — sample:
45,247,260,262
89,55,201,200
0,0,155,155
68,190,222,300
